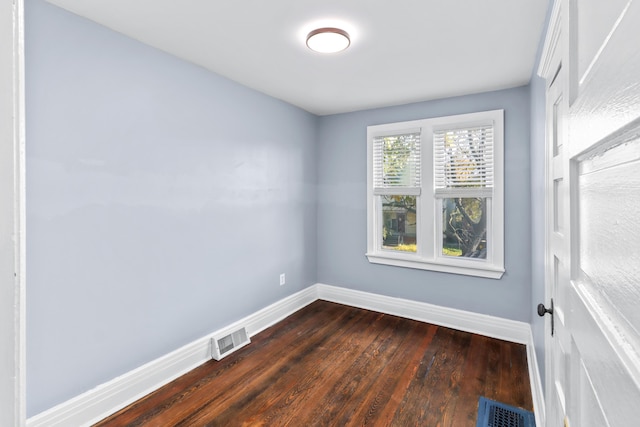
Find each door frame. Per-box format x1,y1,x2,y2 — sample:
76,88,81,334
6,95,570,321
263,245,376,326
537,0,564,425
0,0,26,425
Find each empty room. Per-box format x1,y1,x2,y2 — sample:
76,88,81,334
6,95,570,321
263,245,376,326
3,0,640,426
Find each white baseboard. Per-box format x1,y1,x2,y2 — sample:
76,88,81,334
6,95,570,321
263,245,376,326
26,286,317,427
28,283,544,426
316,283,531,344
526,330,546,427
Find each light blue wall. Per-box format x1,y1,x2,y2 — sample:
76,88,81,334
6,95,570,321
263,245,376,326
317,88,532,321
26,0,317,416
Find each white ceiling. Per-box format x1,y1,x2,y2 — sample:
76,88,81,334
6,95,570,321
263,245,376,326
45,0,548,116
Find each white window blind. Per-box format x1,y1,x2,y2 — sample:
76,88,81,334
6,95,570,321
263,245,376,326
434,125,494,196
373,131,421,195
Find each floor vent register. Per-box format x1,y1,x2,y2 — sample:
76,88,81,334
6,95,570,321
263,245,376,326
476,397,535,427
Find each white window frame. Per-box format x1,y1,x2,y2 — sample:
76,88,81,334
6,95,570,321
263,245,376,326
366,110,504,279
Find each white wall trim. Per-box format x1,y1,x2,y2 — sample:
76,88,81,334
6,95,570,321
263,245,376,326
537,0,562,79
26,286,318,427
1,0,26,426
526,329,546,427
28,283,543,426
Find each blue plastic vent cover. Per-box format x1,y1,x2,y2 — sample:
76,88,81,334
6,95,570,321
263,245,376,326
476,397,535,427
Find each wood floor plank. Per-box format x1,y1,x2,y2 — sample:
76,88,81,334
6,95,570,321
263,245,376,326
94,301,533,427
480,336,502,403
501,339,532,409
448,334,493,426
349,323,439,426
171,305,367,426
262,309,398,426
315,315,422,426
183,307,381,426
391,327,472,426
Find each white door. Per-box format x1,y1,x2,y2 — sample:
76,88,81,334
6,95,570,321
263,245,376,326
542,0,640,426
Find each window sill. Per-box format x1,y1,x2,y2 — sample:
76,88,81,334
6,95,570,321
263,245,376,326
365,252,505,279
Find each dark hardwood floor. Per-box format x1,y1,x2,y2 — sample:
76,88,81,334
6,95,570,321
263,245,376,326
94,300,533,426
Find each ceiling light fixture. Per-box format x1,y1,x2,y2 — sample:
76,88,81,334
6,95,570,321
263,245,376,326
306,27,350,53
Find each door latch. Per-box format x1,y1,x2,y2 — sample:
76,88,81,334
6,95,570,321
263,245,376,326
537,298,554,336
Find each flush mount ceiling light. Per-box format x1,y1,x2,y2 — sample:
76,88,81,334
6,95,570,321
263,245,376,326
306,27,350,53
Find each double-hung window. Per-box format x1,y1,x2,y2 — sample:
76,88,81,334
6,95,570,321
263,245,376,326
366,110,504,279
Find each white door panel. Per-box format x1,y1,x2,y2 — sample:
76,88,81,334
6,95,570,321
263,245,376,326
542,0,640,426
578,140,640,344
570,0,640,153
575,0,629,85
570,278,640,425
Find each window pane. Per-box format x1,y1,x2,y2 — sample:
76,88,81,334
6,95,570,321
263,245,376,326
373,133,421,189
434,126,493,190
442,197,487,259
381,195,417,252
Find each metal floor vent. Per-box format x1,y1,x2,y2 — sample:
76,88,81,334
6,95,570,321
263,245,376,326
211,327,250,361
476,397,535,427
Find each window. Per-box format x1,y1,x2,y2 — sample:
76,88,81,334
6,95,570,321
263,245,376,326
366,110,504,279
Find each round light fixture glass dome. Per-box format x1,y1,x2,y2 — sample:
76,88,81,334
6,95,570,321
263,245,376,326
306,27,350,53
